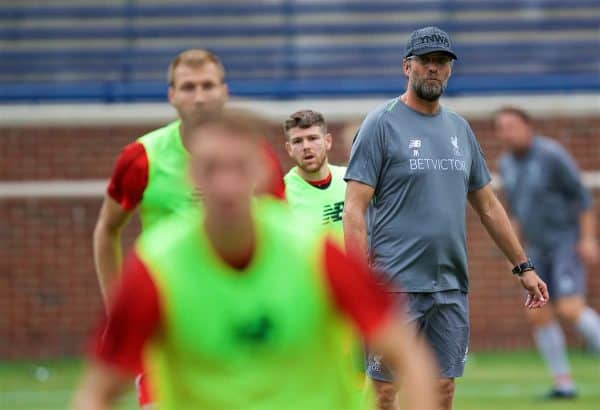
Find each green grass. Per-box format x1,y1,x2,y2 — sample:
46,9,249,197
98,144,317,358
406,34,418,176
1,351,598,409
455,350,600,410
0,358,136,410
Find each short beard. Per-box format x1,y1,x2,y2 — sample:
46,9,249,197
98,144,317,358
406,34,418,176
411,78,446,102
298,154,327,174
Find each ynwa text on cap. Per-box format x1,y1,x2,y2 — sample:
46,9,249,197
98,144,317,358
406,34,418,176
415,34,449,47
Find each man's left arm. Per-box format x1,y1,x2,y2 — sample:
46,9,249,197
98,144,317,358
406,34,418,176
552,148,598,266
468,184,549,309
578,208,599,266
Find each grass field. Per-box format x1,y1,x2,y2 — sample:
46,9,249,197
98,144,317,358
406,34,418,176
1,350,598,409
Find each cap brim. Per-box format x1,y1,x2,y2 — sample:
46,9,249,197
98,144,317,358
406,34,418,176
410,48,458,60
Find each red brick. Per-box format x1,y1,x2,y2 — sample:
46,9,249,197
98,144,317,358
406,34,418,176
0,116,598,358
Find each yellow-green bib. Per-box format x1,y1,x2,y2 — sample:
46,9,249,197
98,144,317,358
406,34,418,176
137,120,196,231
136,198,363,410
284,164,347,237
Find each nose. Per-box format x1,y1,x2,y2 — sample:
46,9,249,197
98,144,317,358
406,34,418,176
425,62,438,71
194,89,206,104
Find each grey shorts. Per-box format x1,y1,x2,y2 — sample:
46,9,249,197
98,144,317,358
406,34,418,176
366,290,469,381
528,244,585,299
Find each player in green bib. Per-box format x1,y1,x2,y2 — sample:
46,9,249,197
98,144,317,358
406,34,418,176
283,110,346,238
74,109,438,410
94,49,285,306
282,109,370,384
92,49,285,408
93,49,229,307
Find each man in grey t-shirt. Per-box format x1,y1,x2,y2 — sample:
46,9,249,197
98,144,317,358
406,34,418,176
496,106,600,400
343,27,548,410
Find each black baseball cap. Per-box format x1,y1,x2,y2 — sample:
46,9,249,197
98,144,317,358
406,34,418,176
404,26,457,60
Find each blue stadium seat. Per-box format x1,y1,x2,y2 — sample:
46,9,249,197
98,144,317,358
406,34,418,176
0,0,598,102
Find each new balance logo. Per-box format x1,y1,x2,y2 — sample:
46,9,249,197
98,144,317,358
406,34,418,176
408,139,422,149
322,201,344,224
409,139,422,157
235,315,273,344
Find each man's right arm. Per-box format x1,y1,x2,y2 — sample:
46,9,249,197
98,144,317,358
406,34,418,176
343,181,374,262
93,198,133,305
71,360,130,410
73,252,160,409
342,110,384,262
94,142,148,306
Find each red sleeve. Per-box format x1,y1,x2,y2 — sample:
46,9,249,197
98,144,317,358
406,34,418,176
260,141,286,200
322,238,395,341
92,251,160,375
107,142,149,210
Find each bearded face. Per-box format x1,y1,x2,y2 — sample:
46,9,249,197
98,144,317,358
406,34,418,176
406,53,453,102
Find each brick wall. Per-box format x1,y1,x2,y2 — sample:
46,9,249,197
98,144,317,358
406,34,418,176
1,115,599,358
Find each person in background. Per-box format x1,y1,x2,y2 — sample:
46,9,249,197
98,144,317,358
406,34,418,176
283,109,346,237
495,106,600,399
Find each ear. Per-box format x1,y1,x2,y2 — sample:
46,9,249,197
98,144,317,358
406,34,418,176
324,133,333,151
285,140,293,158
402,59,411,78
168,86,175,104
222,82,230,100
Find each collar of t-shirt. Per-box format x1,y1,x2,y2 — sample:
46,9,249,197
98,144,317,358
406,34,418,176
307,172,332,190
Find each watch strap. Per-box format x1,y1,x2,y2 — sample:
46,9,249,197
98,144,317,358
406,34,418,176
512,259,535,276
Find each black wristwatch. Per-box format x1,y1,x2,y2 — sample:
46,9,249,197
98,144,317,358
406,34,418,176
512,259,535,276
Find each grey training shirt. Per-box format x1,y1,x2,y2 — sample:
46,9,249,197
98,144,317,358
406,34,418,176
499,136,591,251
345,98,491,292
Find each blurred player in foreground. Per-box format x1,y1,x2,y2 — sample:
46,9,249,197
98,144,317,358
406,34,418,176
73,109,438,410
343,26,549,410
93,49,284,408
283,109,346,235
495,106,600,399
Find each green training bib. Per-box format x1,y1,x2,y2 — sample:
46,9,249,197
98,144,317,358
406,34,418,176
284,164,347,237
137,121,197,231
136,198,363,410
